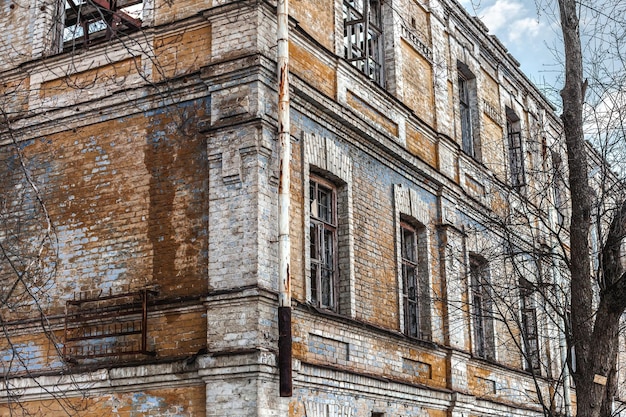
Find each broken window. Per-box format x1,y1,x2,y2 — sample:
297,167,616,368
343,0,384,84
310,176,338,310
470,255,494,360
506,108,525,190
458,63,479,159
62,0,143,50
401,221,431,340
520,277,540,373
551,151,567,227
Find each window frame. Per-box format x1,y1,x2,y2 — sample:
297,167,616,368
551,151,567,227
309,175,339,310
457,62,479,160
459,73,473,157
401,221,428,340
506,109,526,191
343,0,384,84
520,277,541,373
470,255,495,360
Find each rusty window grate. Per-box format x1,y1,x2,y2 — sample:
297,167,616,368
63,288,156,362
63,0,143,50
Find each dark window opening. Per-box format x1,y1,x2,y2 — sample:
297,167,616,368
506,108,525,190
458,62,479,159
63,0,143,50
310,176,338,310
520,277,541,373
401,221,431,340
551,151,566,227
470,255,494,360
343,0,383,84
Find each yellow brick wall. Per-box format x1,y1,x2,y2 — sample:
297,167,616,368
406,124,438,168
402,0,431,45
0,101,209,319
153,0,212,26
290,42,336,98
0,309,206,374
289,140,306,303
352,173,398,328
481,114,506,180
290,0,335,51
347,91,399,137
153,25,212,82
481,70,499,107
0,76,30,117
40,58,141,100
401,41,435,127
149,309,208,357
0,386,206,417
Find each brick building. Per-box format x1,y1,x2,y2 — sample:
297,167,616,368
0,0,598,416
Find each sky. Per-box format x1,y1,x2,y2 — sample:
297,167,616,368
457,0,564,102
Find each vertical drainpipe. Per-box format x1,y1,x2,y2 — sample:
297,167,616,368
277,0,292,398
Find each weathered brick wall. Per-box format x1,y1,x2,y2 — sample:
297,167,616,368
401,41,436,127
0,385,206,417
153,0,212,26
0,98,210,369
43,103,208,302
290,0,335,52
0,0,571,415
289,41,337,99
153,23,212,82
0,1,35,71
406,124,438,169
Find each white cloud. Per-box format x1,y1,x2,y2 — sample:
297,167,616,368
507,17,542,42
477,0,545,46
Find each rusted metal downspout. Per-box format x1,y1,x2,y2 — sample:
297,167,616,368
277,0,292,398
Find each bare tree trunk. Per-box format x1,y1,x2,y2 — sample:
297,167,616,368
600,335,619,417
557,0,598,414
558,1,626,415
